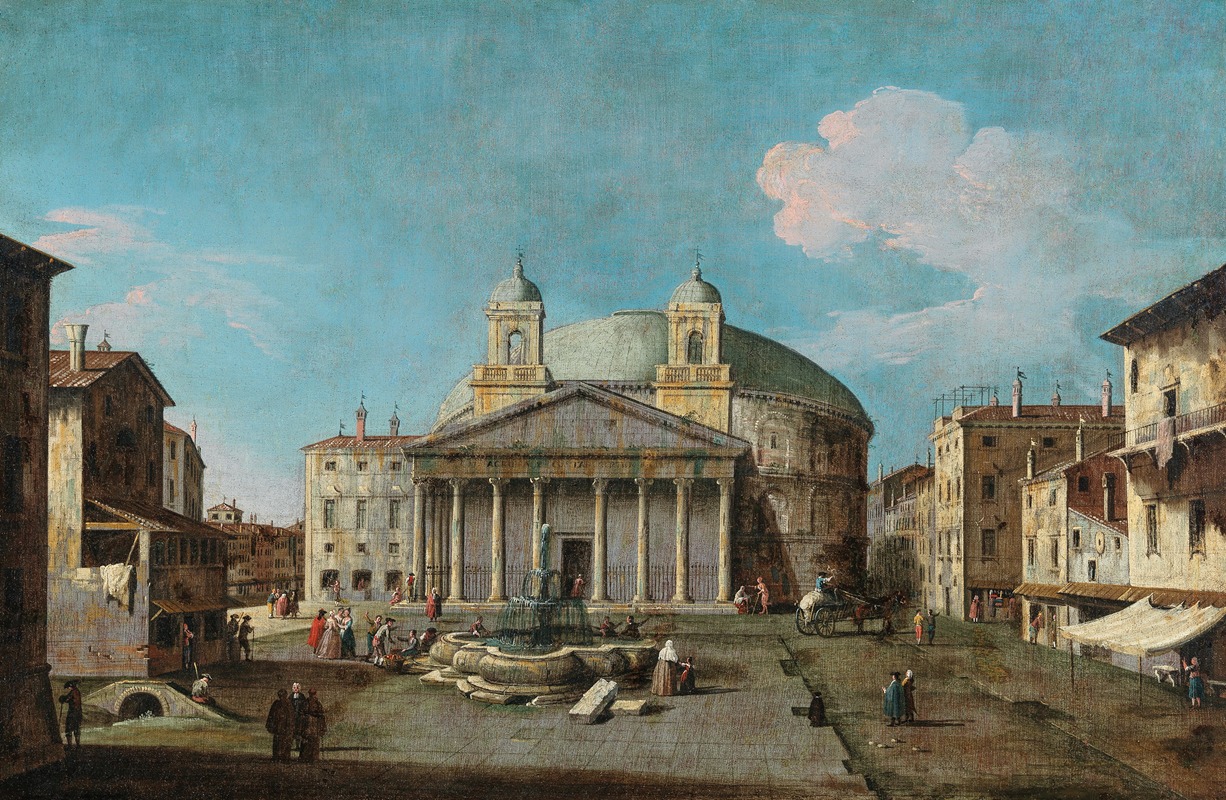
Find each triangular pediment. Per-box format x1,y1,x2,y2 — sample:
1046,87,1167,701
407,382,749,454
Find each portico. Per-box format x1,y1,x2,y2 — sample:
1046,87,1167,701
405,383,746,606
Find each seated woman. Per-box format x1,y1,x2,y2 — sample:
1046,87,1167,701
389,587,403,605
419,627,439,652
733,585,749,614
598,616,618,638
469,615,489,636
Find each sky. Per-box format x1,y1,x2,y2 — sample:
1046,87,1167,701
1,1,1222,522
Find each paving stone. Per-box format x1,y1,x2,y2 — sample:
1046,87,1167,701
609,698,649,716
568,678,618,724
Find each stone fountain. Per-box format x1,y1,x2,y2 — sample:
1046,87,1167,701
421,524,656,704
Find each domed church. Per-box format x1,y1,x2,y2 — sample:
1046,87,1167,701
402,259,872,606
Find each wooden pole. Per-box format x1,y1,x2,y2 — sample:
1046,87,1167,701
1138,655,1143,707
1069,644,1075,691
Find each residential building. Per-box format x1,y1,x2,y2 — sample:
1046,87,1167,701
867,463,930,598
163,420,204,521
1093,263,1226,681
306,262,874,607
208,501,304,601
1016,447,1129,658
0,234,72,780
929,378,1123,619
302,411,420,603
47,327,228,677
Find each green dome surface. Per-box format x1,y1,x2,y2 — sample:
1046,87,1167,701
435,310,870,429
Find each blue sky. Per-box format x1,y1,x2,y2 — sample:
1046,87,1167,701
1,1,1222,522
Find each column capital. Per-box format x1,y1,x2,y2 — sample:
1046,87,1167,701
634,477,653,489
673,477,694,489
592,478,610,494
412,477,430,487
449,477,467,492
530,476,551,486
489,477,510,489
716,477,735,490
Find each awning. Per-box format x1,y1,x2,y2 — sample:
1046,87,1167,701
1060,597,1226,656
1059,582,1226,609
152,598,230,615
1014,582,1066,601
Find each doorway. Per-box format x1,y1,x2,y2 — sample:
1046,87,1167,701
561,539,592,598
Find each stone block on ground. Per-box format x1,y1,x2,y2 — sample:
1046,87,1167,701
568,678,618,724
610,699,649,716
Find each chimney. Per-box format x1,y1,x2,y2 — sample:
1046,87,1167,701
190,418,198,442
65,323,88,372
355,399,367,443
878,463,884,482
1012,373,1023,418
1026,446,1035,480
1075,422,1084,462
389,408,400,437
1101,374,1113,418
989,392,999,407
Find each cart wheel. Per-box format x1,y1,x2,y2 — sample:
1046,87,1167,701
795,608,816,636
816,608,837,638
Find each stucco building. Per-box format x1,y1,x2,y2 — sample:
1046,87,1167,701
208,501,304,601
47,327,228,677
1016,448,1129,655
867,463,930,599
163,420,204,521
1092,263,1226,681
0,235,72,781
929,378,1123,619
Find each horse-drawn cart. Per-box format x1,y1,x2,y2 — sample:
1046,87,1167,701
795,588,900,637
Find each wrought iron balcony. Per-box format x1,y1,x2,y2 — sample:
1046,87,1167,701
1111,400,1226,451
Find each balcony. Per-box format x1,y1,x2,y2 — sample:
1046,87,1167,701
654,363,731,384
1111,400,1226,452
472,363,547,383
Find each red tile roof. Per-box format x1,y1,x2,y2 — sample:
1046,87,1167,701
164,421,188,435
86,497,223,538
301,435,421,451
958,404,1123,423
48,350,174,405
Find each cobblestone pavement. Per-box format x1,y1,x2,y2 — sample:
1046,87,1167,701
8,608,1221,800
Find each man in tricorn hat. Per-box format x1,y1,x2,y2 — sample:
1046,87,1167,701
191,674,213,705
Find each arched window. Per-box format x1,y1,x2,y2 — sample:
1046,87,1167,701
508,331,524,365
1129,358,1138,394
686,331,703,365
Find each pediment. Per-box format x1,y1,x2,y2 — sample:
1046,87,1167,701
407,383,748,454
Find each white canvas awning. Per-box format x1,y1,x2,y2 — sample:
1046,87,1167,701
1061,597,1226,657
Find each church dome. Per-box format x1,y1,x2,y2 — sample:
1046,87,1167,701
669,266,722,305
435,310,870,431
489,261,542,303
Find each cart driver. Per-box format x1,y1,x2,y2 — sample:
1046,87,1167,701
815,571,835,596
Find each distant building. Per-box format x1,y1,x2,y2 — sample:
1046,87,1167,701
207,500,304,601
163,420,204,521
0,234,72,781
929,378,1123,620
867,463,930,598
302,408,420,603
47,328,228,677
1090,263,1226,681
1016,446,1129,656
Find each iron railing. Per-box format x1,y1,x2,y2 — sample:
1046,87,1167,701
1114,401,1226,449
431,562,719,602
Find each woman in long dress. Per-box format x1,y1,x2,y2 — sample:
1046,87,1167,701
275,591,290,619
316,612,342,659
651,640,679,696
339,609,357,659
307,609,326,651
902,669,917,723
426,587,442,622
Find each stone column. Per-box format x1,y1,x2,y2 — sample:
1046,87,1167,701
489,478,509,602
449,479,466,600
634,478,652,602
530,477,550,570
412,479,426,600
592,478,609,602
717,478,734,602
673,478,693,603
423,485,435,594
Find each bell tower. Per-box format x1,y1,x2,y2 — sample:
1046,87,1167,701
472,255,551,416
654,257,733,431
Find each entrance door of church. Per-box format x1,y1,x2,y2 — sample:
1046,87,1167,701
561,539,592,598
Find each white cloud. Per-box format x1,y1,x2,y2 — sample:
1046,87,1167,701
757,87,1207,382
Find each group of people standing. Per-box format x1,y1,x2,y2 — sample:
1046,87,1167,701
651,640,697,697
912,609,938,645
264,682,327,762
882,669,918,727
306,608,357,659
224,613,256,662
267,588,300,619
